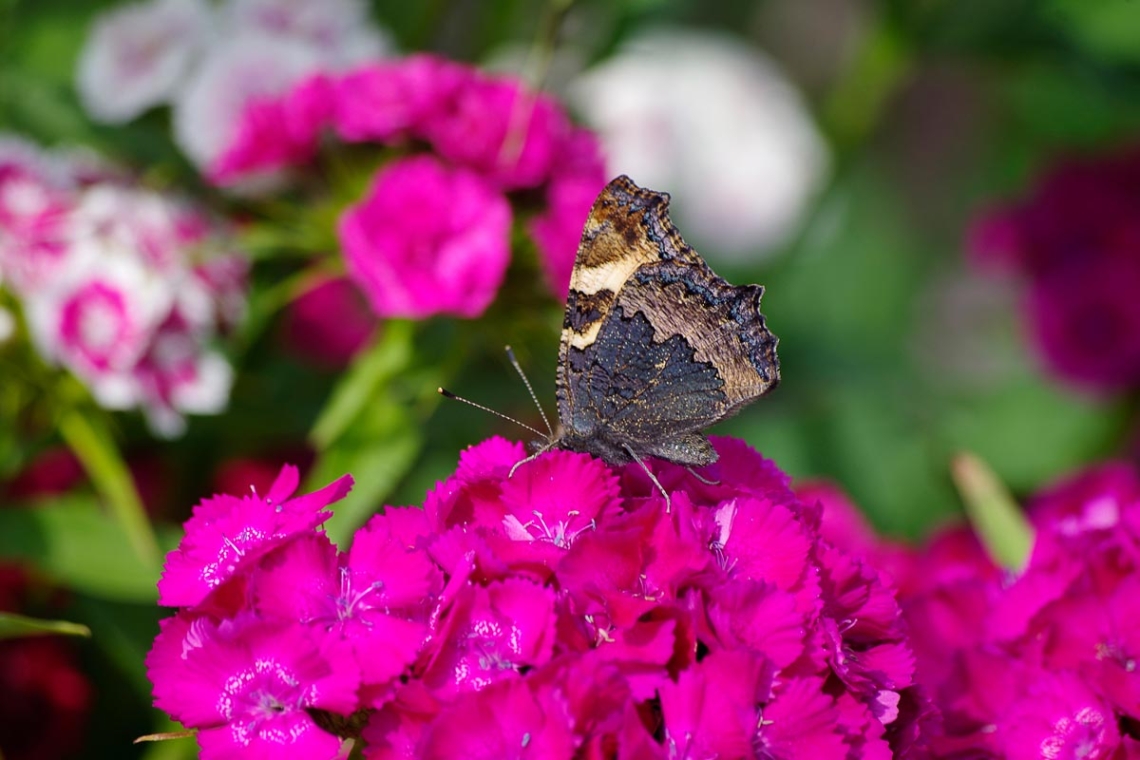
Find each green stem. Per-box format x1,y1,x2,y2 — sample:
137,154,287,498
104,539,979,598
58,410,159,571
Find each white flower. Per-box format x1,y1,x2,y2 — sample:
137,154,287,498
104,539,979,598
76,0,213,123
571,29,829,261
172,33,323,172
221,0,392,68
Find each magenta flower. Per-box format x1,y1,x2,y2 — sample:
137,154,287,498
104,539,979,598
281,274,377,367
417,678,577,760
969,144,1140,391
147,614,359,760
997,671,1122,760
190,53,606,313
149,436,927,757
856,457,1140,756
332,56,468,144
251,521,443,701
157,464,352,607
421,578,557,698
420,73,568,191
210,73,335,185
338,154,511,319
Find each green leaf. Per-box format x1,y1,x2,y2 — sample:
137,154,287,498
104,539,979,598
0,496,173,602
1047,0,1140,64
0,611,91,639
58,409,160,570
951,452,1033,571
939,378,1119,493
313,420,423,547
310,320,415,450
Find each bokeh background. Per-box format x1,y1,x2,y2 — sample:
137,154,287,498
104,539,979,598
3,0,1140,756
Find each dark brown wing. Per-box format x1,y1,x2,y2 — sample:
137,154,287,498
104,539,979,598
555,175,779,466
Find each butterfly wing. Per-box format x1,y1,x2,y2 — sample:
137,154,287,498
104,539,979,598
555,176,779,465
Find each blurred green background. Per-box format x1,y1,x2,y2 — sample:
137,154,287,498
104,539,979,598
3,0,1140,756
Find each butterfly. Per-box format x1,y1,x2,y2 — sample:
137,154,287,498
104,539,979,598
548,174,780,472
442,175,780,498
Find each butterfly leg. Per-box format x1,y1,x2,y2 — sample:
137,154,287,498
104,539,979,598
622,444,671,513
685,467,721,486
509,449,545,478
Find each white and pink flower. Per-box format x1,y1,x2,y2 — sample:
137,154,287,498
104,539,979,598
0,136,248,437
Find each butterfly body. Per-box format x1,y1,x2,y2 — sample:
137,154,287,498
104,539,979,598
552,175,780,468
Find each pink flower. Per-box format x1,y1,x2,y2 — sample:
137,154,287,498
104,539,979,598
0,147,76,294
157,465,352,607
968,144,1140,391
417,678,577,760
996,671,1121,760
26,261,166,404
209,73,335,185
173,34,325,175
332,56,468,144
339,154,511,319
146,615,359,760
420,72,569,190
251,524,442,700
149,436,928,757
421,578,557,698
280,274,376,367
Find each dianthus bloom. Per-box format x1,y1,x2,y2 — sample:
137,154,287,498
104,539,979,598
968,144,1140,392
210,54,608,309
0,135,248,436
339,155,511,319
815,463,1140,757
148,438,931,759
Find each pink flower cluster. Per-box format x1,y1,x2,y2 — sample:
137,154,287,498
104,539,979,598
808,464,1140,758
147,437,929,759
0,136,247,436
968,145,1140,392
210,54,608,311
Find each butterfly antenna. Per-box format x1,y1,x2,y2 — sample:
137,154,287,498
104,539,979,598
438,388,548,438
504,345,554,438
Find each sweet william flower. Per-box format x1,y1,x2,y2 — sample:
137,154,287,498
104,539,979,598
221,0,389,67
157,464,352,607
149,436,928,757
332,56,469,144
173,34,324,177
280,274,376,368
969,144,1140,392
146,614,359,760
420,72,568,191
251,523,442,702
208,73,335,185
6,163,250,435
339,154,511,319
76,0,211,123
